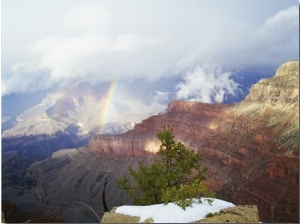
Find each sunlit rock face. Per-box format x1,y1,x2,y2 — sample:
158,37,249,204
245,60,299,110
22,61,298,223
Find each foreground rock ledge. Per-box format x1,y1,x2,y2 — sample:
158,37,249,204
101,205,259,223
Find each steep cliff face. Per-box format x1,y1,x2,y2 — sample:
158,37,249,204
216,61,299,223
246,60,299,108
21,61,298,223
86,102,230,157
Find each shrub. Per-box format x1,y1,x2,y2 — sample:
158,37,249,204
117,125,215,209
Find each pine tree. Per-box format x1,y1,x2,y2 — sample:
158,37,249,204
117,125,215,209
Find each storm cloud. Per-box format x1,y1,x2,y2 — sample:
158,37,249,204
2,0,298,103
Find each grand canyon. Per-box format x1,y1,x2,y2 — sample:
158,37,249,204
2,61,299,223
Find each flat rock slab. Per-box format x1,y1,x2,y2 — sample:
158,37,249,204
198,205,259,223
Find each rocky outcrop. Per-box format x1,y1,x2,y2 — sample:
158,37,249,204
198,205,259,223
245,60,299,109
101,207,141,223
235,61,299,152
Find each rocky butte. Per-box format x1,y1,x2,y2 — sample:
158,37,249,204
5,61,298,223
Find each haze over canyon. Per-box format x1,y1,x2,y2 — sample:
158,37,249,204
1,61,299,223
2,1,299,223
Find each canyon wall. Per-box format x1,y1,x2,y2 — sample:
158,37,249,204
22,61,299,223
85,61,299,222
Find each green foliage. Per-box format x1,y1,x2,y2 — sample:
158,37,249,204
206,212,219,218
161,179,215,210
117,125,214,209
117,162,167,205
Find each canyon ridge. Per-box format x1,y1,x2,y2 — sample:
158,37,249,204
2,61,299,223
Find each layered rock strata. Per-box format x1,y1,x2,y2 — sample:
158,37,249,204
86,61,299,222
21,61,299,223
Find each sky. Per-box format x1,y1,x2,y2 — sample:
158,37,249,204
1,0,299,106
115,197,236,223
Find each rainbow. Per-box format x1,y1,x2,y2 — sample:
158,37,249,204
99,81,117,134
48,81,118,134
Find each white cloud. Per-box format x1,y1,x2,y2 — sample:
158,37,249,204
113,33,166,52
2,32,168,95
63,1,110,33
175,66,241,103
149,91,170,105
265,5,298,27
2,1,298,95
174,5,299,72
110,89,168,120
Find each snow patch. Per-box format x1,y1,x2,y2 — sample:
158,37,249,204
115,197,235,223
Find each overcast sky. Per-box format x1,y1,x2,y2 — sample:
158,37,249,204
2,0,299,104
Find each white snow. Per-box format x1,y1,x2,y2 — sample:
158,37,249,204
115,197,235,223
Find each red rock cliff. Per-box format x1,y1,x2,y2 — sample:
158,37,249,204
86,61,299,223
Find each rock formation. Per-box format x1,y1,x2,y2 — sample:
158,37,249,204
86,60,299,222
6,61,299,223
198,205,260,223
